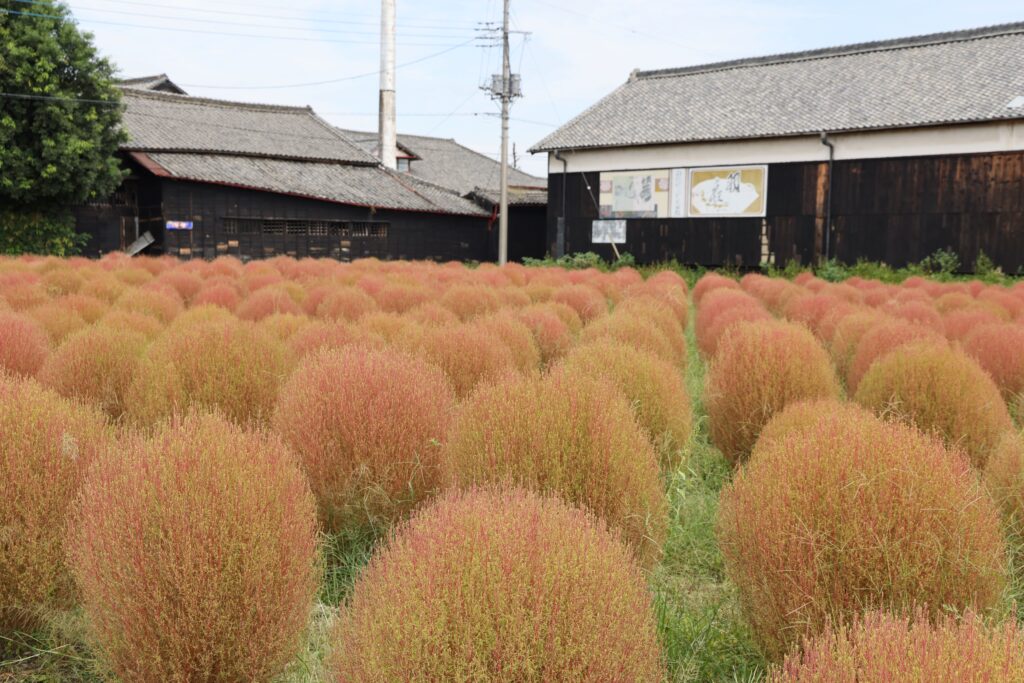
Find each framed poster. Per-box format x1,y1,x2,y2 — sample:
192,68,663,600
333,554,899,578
598,170,670,218
592,219,627,244
688,165,767,218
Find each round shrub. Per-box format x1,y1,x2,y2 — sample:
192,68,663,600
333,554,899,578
828,310,887,378
96,309,165,340
236,286,303,321
515,304,574,365
58,294,109,323
38,326,148,420
698,301,772,358
328,487,664,682
155,270,203,303
69,413,320,682
846,318,941,391
442,371,667,568
26,303,87,343
126,317,291,428
287,321,383,359
0,311,50,377
113,287,183,324
693,272,740,306
615,296,687,358
405,301,459,327
274,347,454,532
854,341,1013,468
1,375,110,633
985,431,1024,529
943,307,1005,341
706,321,841,464
963,323,1024,401
192,282,241,311
316,287,378,322
550,284,608,322
580,311,681,366
557,341,692,468
718,407,1007,661
474,311,541,373
415,323,517,399
769,610,1024,682
439,284,502,321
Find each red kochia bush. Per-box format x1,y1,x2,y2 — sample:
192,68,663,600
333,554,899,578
718,407,1006,661
38,326,148,420
316,286,378,322
984,431,1024,530
328,487,664,682
0,375,110,633
69,414,320,682
515,303,573,365
415,323,517,398
0,311,50,377
550,284,608,322
580,310,681,366
127,317,291,427
705,321,841,464
557,341,692,468
854,341,1014,469
438,283,502,320
769,610,1024,683
274,347,454,533
846,318,941,391
442,371,667,568
692,272,740,306
963,323,1024,401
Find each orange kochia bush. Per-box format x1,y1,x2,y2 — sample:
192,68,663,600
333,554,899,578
0,311,50,378
69,413,320,683
705,320,841,464
963,323,1024,401
329,487,665,682
0,375,110,633
770,610,1024,683
442,370,667,568
274,347,455,533
854,341,1014,469
718,403,1006,661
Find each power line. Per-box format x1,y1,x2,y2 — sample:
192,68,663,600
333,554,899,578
178,39,476,90
0,8,472,46
17,0,482,29
13,0,481,38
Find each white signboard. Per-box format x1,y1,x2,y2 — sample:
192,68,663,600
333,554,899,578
669,168,687,218
592,219,627,244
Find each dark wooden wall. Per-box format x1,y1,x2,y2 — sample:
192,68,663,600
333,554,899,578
546,171,762,267
547,150,1024,271
76,171,495,262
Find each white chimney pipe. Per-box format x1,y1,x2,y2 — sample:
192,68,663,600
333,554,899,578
378,0,397,170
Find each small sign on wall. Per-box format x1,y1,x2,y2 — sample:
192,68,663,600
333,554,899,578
592,219,627,244
166,220,194,231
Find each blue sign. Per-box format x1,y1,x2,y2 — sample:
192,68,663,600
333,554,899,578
166,221,194,231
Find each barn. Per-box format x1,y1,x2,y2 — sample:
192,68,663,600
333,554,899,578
74,80,545,262
530,23,1024,271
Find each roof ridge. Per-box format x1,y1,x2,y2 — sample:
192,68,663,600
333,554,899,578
636,21,1024,80
119,86,313,114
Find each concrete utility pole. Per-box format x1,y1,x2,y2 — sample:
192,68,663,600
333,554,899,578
497,0,511,265
378,0,397,170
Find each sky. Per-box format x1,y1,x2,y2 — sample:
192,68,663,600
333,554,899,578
39,0,1024,178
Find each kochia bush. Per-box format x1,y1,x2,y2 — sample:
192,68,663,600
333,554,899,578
963,323,1024,401
69,414,320,683
0,311,50,377
415,323,517,399
580,311,681,366
556,341,692,468
984,431,1024,530
442,370,667,568
705,321,841,464
769,610,1024,683
718,407,1006,661
329,487,664,682
0,375,110,633
274,347,454,533
127,317,291,428
854,341,1014,468
846,318,941,391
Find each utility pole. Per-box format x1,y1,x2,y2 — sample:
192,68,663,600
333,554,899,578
497,0,511,265
378,0,397,170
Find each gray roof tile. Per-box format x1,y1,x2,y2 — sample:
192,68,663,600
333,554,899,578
531,23,1024,152
140,152,490,217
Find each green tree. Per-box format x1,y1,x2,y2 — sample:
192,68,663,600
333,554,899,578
0,0,126,255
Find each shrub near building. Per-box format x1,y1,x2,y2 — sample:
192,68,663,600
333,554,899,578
69,414,320,682
443,369,667,568
718,406,1006,661
705,320,841,464
329,487,665,682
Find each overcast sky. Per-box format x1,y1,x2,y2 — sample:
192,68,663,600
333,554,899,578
54,0,1024,177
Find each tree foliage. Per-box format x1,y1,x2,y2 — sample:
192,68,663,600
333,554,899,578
0,0,126,254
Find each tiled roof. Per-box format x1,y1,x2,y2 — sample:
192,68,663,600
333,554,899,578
121,89,377,165
135,152,490,217
338,128,546,195
117,74,188,95
531,22,1024,152
469,186,548,208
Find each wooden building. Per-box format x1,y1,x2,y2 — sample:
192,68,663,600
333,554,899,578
530,23,1024,271
75,80,546,262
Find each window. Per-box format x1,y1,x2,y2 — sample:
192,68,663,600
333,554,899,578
220,217,389,238
397,158,410,172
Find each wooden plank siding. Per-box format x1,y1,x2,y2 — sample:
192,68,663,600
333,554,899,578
546,150,1024,271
